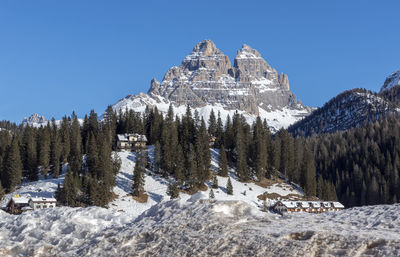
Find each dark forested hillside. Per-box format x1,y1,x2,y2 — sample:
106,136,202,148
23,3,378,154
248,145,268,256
289,88,398,137
308,117,400,207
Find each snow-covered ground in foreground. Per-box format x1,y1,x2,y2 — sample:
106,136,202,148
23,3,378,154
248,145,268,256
1,199,400,256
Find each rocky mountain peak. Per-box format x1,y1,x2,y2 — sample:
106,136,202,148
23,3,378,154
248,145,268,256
22,113,47,126
191,39,220,56
236,44,262,59
117,40,310,131
181,40,231,73
380,70,400,92
230,43,275,83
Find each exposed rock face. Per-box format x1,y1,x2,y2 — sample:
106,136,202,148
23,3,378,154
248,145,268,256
22,113,47,126
148,40,309,116
112,40,311,131
380,70,400,92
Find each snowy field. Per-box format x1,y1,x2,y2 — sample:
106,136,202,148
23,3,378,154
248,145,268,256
0,199,400,256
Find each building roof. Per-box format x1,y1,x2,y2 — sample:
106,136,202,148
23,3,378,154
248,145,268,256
117,134,129,141
280,201,297,208
300,202,310,208
10,195,30,205
30,197,57,203
310,202,321,208
322,202,332,208
332,202,345,208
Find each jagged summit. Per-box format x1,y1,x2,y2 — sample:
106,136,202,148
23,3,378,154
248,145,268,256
380,70,400,92
22,113,47,127
115,40,311,131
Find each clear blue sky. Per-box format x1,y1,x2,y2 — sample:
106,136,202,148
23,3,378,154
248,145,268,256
1,0,399,122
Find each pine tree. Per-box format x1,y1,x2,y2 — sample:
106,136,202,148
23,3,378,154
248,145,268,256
86,132,99,177
97,130,115,191
22,125,38,181
50,119,62,178
212,174,218,189
226,177,233,195
60,116,70,163
218,145,228,177
2,137,22,192
208,109,217,137
209,188,215,199
132,151,146,197
112,152,122,175
38,125,51,177
167,182,179,199
153,141,162,173
57,167,79,206
253,117,267,181
69,112,82,174
215,111,224,148
174,144,186,184
0,182,4,200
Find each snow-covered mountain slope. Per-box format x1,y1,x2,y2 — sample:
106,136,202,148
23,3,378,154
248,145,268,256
289,88,399,136
1,200,400,256
380,70,400,92
111,40,311,131
107,147,302,218
1,146,302,218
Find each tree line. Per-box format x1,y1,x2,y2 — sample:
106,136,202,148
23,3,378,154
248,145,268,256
0,104,341,206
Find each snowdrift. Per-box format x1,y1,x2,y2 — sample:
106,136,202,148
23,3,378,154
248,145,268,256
1,201,400,256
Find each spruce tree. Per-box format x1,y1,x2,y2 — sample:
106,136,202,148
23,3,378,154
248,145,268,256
38,125,51,177
212,174,218,189
226,177,233,195
69,112,82,174
167,182,179,199
86,132,99,177
132,151,146,197
50,119,62,178
253,117,267,181
2,137,22,192
22,125,38,181
174,144,186,184
154,141,162,173
215,112,224,148
209,188,215,199
208,109,217,137
60,116,70,163
0,182,4,200
218,145,228,177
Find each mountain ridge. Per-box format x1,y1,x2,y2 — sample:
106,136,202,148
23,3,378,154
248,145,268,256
111,40,311,131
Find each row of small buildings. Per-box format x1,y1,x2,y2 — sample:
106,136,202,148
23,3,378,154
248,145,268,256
272,200,344,214
5,195,57,214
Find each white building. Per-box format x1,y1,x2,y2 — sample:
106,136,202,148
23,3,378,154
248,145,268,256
29,197,57,210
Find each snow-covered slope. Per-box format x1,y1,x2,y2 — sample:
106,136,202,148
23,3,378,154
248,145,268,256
1,200,400,256
107,147,302,218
